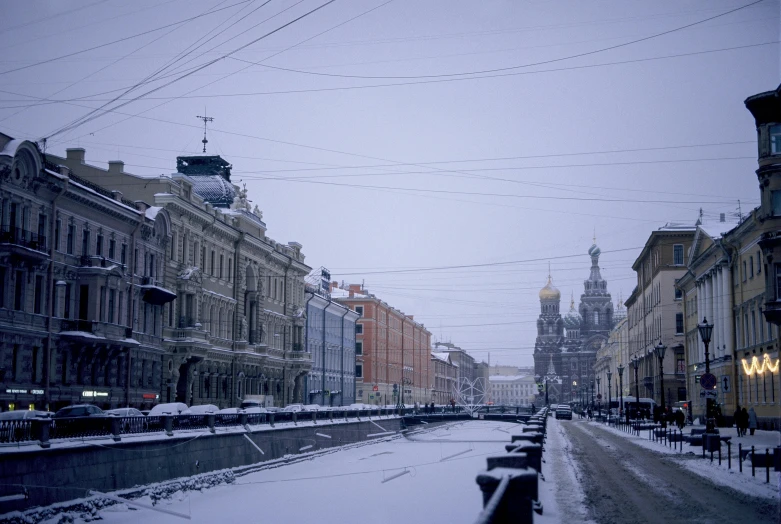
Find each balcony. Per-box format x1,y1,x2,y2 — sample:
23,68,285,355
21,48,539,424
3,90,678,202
0,225,47,260
59,319,137,346
761,300,781,325
292,342,303,352
138,277,176,305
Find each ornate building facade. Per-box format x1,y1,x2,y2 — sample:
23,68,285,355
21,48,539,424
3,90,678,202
533,243,616,405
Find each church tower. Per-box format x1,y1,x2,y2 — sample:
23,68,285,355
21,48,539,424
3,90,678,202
578,241,614,344
533,273,564,377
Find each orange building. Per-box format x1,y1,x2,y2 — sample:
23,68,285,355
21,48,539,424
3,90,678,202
331,283,432,406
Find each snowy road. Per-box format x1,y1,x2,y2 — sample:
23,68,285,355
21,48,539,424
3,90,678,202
562,420,779,524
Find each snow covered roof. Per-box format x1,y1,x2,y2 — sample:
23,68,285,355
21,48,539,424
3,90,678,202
431,352,451,362
145,206,163,220
489,374,535,382
699,215,742,239
0,138,24,158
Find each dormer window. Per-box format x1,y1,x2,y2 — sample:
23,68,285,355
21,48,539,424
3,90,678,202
770,124,781,154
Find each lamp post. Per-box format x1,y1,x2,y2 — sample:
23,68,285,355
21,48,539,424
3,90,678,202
617,364,624,415
590,380,594,411
654,340,667,428
596,376,601,416
698,317,715,433
632,356,640,419
606,370,612,424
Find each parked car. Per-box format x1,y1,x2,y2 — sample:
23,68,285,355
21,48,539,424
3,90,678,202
54,404,105,418
148,402,188,416
181,404,219,415
302,404,321,412
0,410,52,420
555,406,572,420
52,404,108,437
282,404,304,413
105,408,147,433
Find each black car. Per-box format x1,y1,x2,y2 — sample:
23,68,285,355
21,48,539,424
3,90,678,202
52,404,109,438
555,406,572,420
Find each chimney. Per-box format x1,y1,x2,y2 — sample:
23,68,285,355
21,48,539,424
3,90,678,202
108,160,124,174
66,148,85,163
111,190,124,202
719,213,726,222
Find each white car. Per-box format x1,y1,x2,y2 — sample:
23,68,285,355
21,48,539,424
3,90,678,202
181,404,219,415
0,410,53,420
302,404,321,412
148,402,188,416
105,408,144,417
282,404,304,413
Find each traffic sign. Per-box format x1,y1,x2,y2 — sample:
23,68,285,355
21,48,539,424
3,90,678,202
372,385,379,392
700,389,718,399
700,373,717,390
597,394,602,400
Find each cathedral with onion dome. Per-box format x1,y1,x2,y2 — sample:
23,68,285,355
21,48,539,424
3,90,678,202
533,241,618,404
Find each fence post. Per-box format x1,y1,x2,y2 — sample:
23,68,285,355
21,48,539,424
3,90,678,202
163,415,174,437
739,443,743,473
109,417,122,442
718,444,721,466
33,419,51,449
239,412,249,427
207,414,216,434
269,412,275,427
766,449,770,483
751,446,755,477
727,441,731,470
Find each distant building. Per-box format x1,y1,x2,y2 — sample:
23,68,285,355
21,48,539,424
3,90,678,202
433,341,476,384
304,268,359,407
625,222,694,409
489,365,521,376
331,283,432,406
489,375,537,407
431,351,457,404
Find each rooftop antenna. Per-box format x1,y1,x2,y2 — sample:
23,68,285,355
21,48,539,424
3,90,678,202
196,113,214,153
737,200,742,220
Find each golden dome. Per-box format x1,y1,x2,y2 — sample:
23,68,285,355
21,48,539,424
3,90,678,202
539,275,561,301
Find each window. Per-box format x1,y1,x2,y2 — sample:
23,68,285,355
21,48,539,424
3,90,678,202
757,251,761,274
743,261,747,282
96,234,103,257
749,256,754,278
593,311,599,325
770,124,781,154
355,341,363,355
355,364,363,378
108,289,115,323
64,283,71,319
675,313,684,335
673,244,684,266
121,244,127,265
751,310,756,346
171,232,177,261
34,275,43,315
210,251,215,275
773,190,781,217
676,357,685,374
0,268,5,308
82,229,90,256
355,305,364,317
14,270,24,311
674,283,682,300
54,219,60,251
219,254,224,279
66,224,74,254
355,323,363,335
228,259,232,282
108,239,116,260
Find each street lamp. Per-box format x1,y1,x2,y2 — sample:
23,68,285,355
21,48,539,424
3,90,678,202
632,356,640,419
654,340,667,428
596,376,601,416
617,364,625,415
697,316,715,433
606,370,612,424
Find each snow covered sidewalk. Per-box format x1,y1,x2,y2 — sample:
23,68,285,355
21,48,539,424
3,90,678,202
586,420,780,501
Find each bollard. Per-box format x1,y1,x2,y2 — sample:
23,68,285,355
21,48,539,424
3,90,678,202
739,443,743,473
312,411,317,424
207,414,216,434
33,418,52,449
292,412,298,424
269,412,275,427
487,453,529,471
329,410,334,421
727,440,731,470
751,446,755,477
766,449,770,484
475,468,537,524
718,445,721,466
110,417,122,442
163,415,174,437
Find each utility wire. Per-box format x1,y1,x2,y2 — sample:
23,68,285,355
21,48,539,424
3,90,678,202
0,0,253,76
246,0,768,79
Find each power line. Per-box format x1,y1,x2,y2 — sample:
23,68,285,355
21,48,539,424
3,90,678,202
245,0,768,80
0,0,254,76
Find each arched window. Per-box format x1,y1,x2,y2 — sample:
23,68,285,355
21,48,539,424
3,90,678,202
594,311,599,325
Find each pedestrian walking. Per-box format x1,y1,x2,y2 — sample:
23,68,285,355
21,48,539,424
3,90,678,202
739,407,749,437
733,406,742,437
747,407,758,435
675,408,685,430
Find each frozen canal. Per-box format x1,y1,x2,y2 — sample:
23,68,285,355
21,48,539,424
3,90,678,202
92,420,522,524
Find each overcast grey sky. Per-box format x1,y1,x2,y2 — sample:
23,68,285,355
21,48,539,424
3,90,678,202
1,0,778,367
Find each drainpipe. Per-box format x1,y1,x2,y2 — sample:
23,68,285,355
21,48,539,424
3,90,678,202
126,210,143,407
45,174,68,412
304,291,316,404
338,306,348,406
